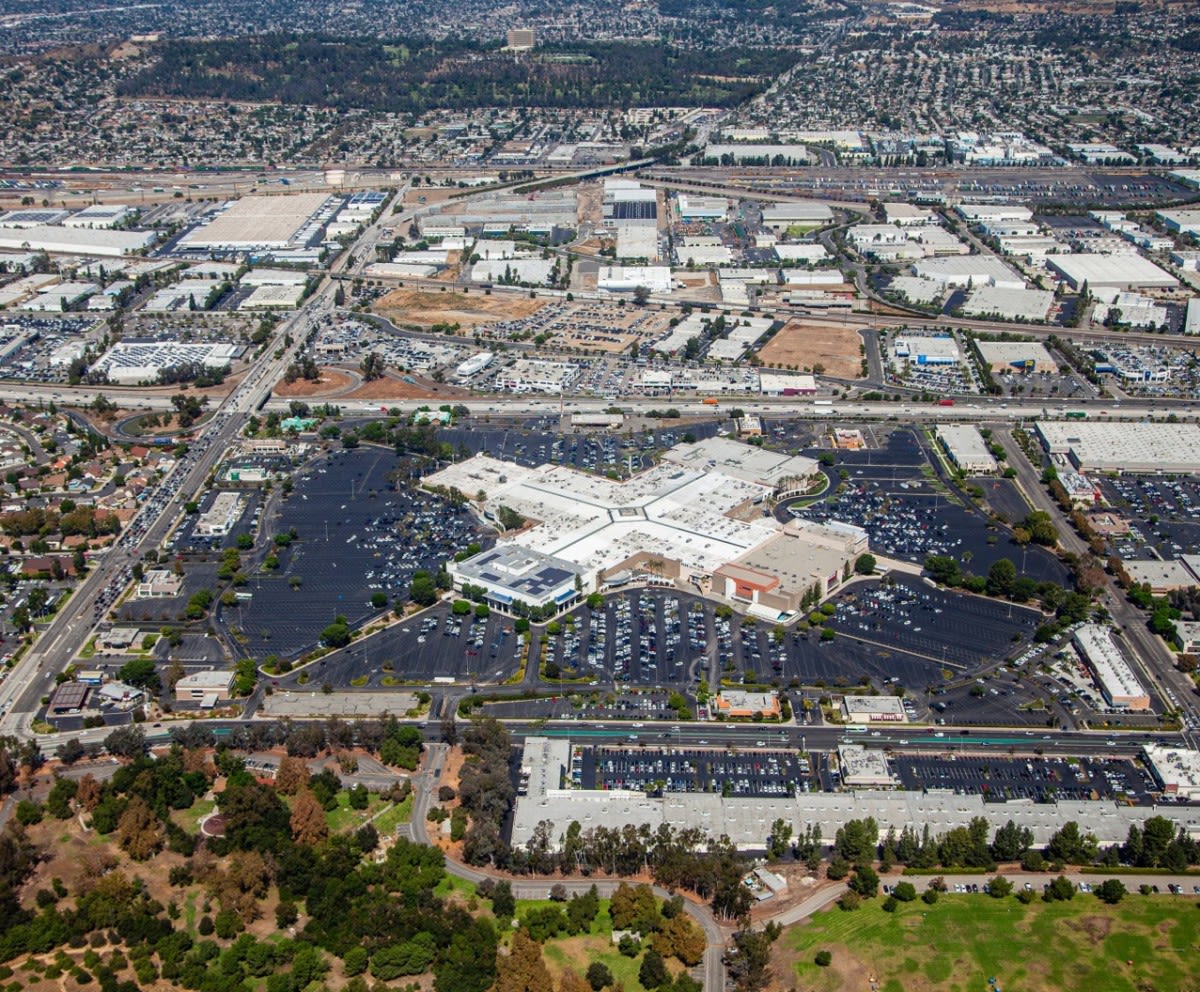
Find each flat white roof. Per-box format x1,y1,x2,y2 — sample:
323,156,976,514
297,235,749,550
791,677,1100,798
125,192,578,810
181,193,330,250
1047,253,1178,290
1036,422,1200,473
975,339,1058,370
963,286,1054,322
1075,624,1148,706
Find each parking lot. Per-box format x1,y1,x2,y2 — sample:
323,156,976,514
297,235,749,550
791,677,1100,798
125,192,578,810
215,447,484,660
827,574,1042,672
797,429,1067,584
283,604,523,685
894,754,1157,804
1100,475,1200,558
577,744,815,797
438,421,721,476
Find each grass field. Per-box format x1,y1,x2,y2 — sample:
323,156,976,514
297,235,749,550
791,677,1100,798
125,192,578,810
783,893,1200,992
324,790,386,834
371,796,413,836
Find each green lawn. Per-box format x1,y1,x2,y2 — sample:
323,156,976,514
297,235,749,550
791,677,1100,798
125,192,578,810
786,893,1200,992
370,796,413,836
172,797,216,835
324,790,385,834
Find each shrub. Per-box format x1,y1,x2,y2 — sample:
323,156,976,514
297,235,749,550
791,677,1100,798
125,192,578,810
814,951,832,967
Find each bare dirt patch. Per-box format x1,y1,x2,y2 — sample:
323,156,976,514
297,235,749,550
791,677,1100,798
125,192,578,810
1067,914,1112,946
374,287,548,328
343,373,470,401
756,320,864,378
272,368,357,397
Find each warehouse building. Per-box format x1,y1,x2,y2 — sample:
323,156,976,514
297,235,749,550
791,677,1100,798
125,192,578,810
975,339,1058,373
936,424,997,474
955,204,1034,224
64,204,133,229
0,209,71,228
0,225,155,257
1035,422,1200,474
676,194,729,221
1186,298,1200,336
910,255,1025,290
179,193,333,252
597,265,673,295
509,737,1200,851
1074,624,1151,711
841,695,908,724
92,341,241,384
761,201,833,232
1046,253,1178,292
962,286,1054,323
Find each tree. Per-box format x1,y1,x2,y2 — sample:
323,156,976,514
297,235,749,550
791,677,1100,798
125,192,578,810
58,738,86,766
987,876,1012,898
103,725,146,759
726,923,780,992
1094,878,1126,905
586,963,613,991
991,819,1034,862
653,914,705,966
117,796,163,861
492,879,516,919
1044,875,1076,902
892,881,917,902
638,949,669,990
854,553,877,575
1046,821,1098,865
814,951,832,967
372,934,437,979
849,864,879,898
986,558,1017,597
360,351,387,381
290,789,329,846
434,918,497,992
495,931,552,992
274,755,310,795
117,657,161,693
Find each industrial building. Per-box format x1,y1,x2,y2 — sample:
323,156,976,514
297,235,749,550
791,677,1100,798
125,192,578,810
63,204,133,229
0,225,155,258
841,695,908,724
757,373,817,396
179,193,333,252
0,209,71,227
1035,422,1200,474
455,352,494,380
910,255,1025,290
893,334,961,366
92,341,241,384
955,204,1034,224
974,339,1058,373
962,286,1054,323
1046,253,1178,292
936,425,996,474
1073,624,1151,711
509,737,1200,852
597,265,672,295
760,201,833,232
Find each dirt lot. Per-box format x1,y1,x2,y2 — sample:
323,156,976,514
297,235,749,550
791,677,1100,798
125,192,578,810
273,368,357,397
374,288,548,328
756,320,864,378
343,373,470,401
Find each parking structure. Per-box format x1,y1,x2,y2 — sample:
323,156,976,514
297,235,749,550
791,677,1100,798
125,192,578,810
894,754,1158,804
576,744,815,797
215,447,484,660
